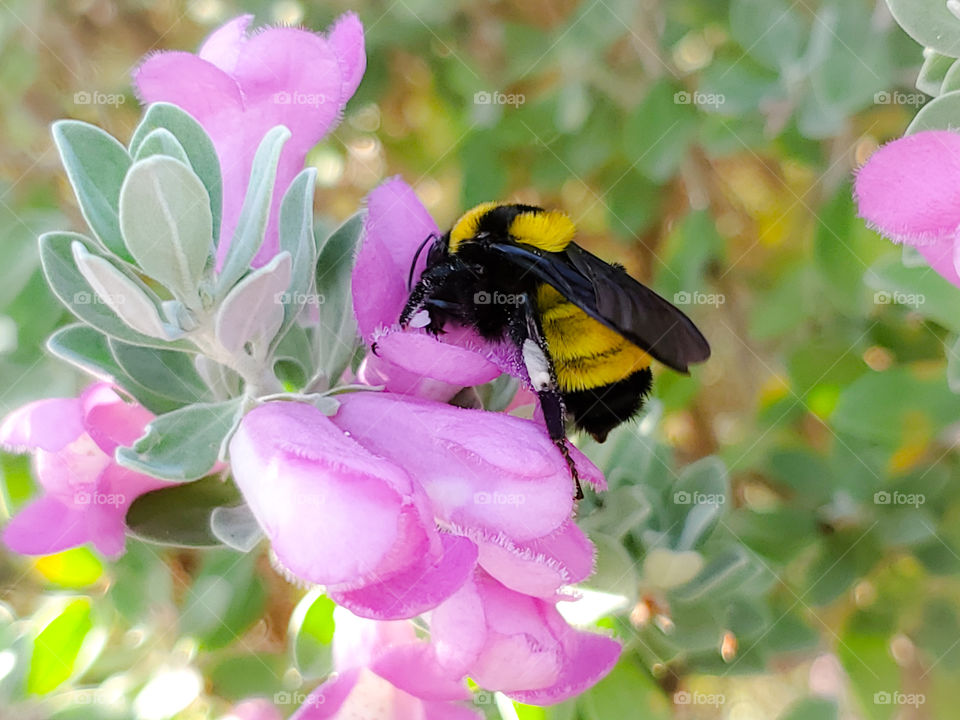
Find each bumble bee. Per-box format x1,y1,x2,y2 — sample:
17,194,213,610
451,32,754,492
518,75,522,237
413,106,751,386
400,203,711,497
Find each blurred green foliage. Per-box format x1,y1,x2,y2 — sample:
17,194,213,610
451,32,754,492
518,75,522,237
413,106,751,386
2,0,960,718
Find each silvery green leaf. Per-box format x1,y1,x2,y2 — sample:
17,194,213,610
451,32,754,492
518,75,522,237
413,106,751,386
195,356,240,401
39,232,189,351
942,58,960,94
107,337,211,406
907,89,960,135
671,545,756,602
129,102,223,242
277,167,318,335
918,50,956,96
315,213,363,383
161,300,198,332
119,155,213,305
210,504,264,552
886,0,960,58
47,324,189,415
71,242,172,340
116,398,243,482
642,547,705,590
215,251,291,357
133,128,190,165
217,125,291,298
274,322,314,380
126,476,242,548
52,120,133,262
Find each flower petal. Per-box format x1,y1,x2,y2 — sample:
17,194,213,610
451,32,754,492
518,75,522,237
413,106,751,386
327,12,366,101
354,177,440,337
290,668,360,720
229,402,410,586
855,131,960,246
80,384,153,455
371,642,471,701
0,397,83,453
333,393,574,541
2,496,90,555
330,534,478,620
472,520,595,598
198,14,253,73
368,329,502,390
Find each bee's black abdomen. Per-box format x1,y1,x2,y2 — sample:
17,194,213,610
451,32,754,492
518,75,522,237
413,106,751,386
563,368,653,442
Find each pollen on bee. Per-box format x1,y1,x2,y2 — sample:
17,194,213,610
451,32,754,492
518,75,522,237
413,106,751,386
409,309,431,328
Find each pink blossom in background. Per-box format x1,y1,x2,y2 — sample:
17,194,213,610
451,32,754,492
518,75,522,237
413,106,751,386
0,384,167,557
292,606,481,720
135,13,365,267
224,699,283,720
855,129,960,286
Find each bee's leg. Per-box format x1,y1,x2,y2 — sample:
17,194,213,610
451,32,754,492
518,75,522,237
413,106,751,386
510,302,583,500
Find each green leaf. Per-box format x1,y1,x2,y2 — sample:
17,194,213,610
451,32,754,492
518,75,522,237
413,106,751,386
27,597,93,695
866,254,960,334
289,589,336,679
730,0,806,70
886,0,960,57
133,127,190,165
116,398,242,482
108,337,210,406
917,50,956,95
217,125,291,297
778,697,838,720
119,155,213,304
180,550,266,649
47,325,188,415
278,168,318,335
315,213,363,384
51,120,132,261
583,660,671,720
129,102,223,242
906,90,960,134
126,475,241,547
215,251,291,356
39,232,188,351
209,503,263,552
941,58,960,94
622,80,698,183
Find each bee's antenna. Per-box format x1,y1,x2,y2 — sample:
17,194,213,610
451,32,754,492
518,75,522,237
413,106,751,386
408,233,437,291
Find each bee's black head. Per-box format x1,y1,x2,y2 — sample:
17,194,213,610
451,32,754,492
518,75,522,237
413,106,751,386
407,232,449,290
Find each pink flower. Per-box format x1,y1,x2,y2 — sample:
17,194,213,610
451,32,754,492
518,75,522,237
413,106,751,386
429,569,621,705
229,395,601,619
292,607,481,720
353,178,519,402
135,14,365,267
0,384,167,557
855,130,960,286
225,699,283,720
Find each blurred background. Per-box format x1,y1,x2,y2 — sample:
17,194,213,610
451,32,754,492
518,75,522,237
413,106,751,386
2,0,960,718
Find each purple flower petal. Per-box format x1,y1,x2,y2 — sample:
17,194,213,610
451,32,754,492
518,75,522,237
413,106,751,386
290,668,360,720
198,14,252,72
355,177,439,337
369,330,502,387
2,496,90,556
330,533,478,620
80,383,154,455
0,397,83,453
472,520,595,598
327,13,366,101
229,402,413,586
333,393,574,541
855,131,960,247
371,642,472,701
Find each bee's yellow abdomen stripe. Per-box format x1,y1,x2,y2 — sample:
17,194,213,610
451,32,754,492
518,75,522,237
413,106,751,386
509,210,576,252
449,202,500,252
538,285,651,392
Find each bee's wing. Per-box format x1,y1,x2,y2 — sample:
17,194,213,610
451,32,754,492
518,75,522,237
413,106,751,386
492,242,711,372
